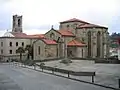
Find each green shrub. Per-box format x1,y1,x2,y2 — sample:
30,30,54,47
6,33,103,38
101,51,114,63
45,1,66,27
60,59,72,64
23,59,35,66
39,62,45,67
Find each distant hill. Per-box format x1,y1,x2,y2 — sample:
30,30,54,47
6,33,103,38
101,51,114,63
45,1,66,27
109,32,120,48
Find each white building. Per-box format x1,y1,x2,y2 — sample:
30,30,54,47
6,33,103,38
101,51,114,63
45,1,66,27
0,15,44,61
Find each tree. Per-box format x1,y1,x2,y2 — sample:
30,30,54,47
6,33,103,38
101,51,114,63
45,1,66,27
25,45,33,60
16,47,25,62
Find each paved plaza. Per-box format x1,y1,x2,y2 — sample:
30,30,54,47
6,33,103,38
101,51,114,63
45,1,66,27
43,60,120,88
0,63,115,90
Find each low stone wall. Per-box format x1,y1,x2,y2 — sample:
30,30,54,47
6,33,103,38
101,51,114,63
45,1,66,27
70,57,105,60
36,64,95,76
95,59,120,64
34,57,64,62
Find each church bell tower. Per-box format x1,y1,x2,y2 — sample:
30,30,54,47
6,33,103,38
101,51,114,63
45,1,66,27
12,15,22,33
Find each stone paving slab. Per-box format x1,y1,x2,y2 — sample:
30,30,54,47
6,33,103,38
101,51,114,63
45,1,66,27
0,64,114,90
0,73,22,90
40,60,120,88
7,62,120,89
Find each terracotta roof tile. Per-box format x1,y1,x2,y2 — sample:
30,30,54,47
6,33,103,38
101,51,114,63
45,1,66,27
67,39,86,47
78,23,108,29
58,30,75,37
10,32,45,39
11,32,27,37
60,18,89,24
42,39,57,45
27,34,45,39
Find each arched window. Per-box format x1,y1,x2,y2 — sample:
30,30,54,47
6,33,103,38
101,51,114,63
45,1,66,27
82,49,83,58
18,19,21,27
87,31,91,57
50,33,55,39
9,42,12,47
38,46,40,55
97,31,101,57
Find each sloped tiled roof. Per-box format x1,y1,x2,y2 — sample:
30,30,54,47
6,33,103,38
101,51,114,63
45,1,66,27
58,30,75,37
7,32,45,39
67,39,86,47
10,32,27,37
78,23,108,29
60,18,89,24
27,34,45,39
42,39,57,45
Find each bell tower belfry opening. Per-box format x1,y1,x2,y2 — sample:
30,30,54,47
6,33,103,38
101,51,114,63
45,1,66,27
12,15,22,33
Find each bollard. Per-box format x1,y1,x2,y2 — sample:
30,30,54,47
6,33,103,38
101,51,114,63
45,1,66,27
118,79,120,88
92,76,94,83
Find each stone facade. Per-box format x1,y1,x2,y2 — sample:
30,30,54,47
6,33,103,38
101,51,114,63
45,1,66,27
45,29,76,58
75,28,109,58
0,16,110,61
12,15,22,33
59,19,109,58
33,39,57,60
67,46,87,58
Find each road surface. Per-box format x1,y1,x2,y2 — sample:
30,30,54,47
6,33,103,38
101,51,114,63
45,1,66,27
0,63,114,90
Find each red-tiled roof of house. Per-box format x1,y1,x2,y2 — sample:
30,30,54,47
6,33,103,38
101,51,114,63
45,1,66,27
27,34,45,39
42,39,57,45
78,23,108,29
60,18,89,24
11,32,27,37
67,39,86,47
10,32,45,39
58,30,75,37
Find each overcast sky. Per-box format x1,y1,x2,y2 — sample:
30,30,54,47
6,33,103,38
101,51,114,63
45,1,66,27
0,0,120,36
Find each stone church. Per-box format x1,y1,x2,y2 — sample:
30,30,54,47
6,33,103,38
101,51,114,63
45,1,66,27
0,15,109,61
34,18,110,60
